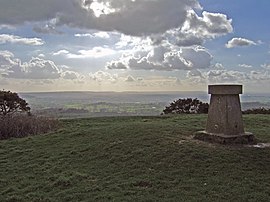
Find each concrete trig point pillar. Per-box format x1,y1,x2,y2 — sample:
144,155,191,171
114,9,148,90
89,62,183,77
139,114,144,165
195,84,255,144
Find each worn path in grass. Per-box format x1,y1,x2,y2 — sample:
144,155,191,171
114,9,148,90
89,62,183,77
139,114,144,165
1,115,270,201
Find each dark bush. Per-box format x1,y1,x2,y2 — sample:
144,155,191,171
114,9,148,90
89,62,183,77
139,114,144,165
162,98,209,115
0,114,59,140
242,107,270,114
0,90,30,116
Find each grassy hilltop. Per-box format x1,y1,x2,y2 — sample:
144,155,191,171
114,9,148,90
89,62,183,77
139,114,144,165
1,114,270,201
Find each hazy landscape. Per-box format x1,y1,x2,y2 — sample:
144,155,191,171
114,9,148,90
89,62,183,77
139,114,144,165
1,0,270,200
20,91,270,118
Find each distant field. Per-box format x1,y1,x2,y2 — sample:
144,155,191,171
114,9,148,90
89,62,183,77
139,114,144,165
1,114,270,201
19,91,270,118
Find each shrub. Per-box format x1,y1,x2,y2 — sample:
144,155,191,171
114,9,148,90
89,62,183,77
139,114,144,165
243,107,270,114
0,114,59,140
0,90,30,116
162,98,209,115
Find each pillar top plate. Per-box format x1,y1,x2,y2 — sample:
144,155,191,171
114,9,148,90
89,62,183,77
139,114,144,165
208,84,242,95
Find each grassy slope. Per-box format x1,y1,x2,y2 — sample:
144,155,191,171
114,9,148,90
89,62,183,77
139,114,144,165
1,115,270,202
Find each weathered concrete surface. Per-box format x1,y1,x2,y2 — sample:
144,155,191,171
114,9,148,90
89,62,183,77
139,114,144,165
206,94,244,136
208,85,242,95
194,85,255,144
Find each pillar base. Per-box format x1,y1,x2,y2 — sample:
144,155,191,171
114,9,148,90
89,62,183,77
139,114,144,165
194,131,256,145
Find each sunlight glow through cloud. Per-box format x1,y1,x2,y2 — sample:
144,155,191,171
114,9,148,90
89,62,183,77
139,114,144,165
88,0,117,17
0,0,269,92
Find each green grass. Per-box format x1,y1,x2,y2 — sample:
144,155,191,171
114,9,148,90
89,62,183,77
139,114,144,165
1,114,270,201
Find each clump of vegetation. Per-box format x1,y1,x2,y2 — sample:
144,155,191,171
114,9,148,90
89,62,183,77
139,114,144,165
0,115,59,140
162,98,209,115
0,90,30,116
243,107,270,114
0,90,59,140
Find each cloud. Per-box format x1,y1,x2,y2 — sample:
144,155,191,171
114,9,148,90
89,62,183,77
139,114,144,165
205,69,249,83
89,71,118,83
3,57,62,79
74,33,92,37
185,68,270,85
125,75,135,82
107,42,213,71
62,70,81,80
0,25,15,30
115,34,143,49
52,47,117,59
74,31,110,38
56,0,201,36
0,0,70,25
33,24,63,35
0,34,44,45
38,54,46,58
226,37,257,48
238,64,253,68
53,50,70,56
0,0,232,39
53,47,116,58
182,10,233,38
66,47,116,58
0,0,235,82
261,64,270,70
0,51,19,68
0,50,81,80
52,47,116,59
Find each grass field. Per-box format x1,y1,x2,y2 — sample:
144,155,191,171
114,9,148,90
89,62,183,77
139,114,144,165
1,114,270,201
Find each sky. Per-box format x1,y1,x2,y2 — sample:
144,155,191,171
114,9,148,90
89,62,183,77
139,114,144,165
0,0,269,93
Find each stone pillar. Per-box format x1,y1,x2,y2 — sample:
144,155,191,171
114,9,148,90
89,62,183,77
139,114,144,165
194,85,255,144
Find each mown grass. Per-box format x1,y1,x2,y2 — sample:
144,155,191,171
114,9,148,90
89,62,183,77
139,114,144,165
0,114,270,201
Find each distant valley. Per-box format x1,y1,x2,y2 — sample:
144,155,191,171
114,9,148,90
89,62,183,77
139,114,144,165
19,91,270,118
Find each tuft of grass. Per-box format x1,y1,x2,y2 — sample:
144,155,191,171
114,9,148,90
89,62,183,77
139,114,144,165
0,114,59,140
0,114,270,201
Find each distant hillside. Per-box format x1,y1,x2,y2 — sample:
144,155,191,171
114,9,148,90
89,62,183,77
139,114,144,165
19,91,270,118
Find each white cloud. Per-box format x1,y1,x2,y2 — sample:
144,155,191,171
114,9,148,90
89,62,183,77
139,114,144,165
187,69,204,78
33,24,63,34
125,75,136,82
157,10,233,48
75,31,110,39
62,70,81,80
89,71,118,83
107,42,212,71
53,50,70,56
238,64,253,68
185,68,270,86
38,54,45,58
3,57,62,79
0,34,44,46
212,63,225,70
0,50,81,80
106,60,127,70
0,24,15,30
226,37,257,48
115,34,143,49
67,47,116,58
74,33,92,37
205,70,249,83
0,51,19,68
261,64,270,70
52,47,117,60
93,31,110,39
182,10,233,38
